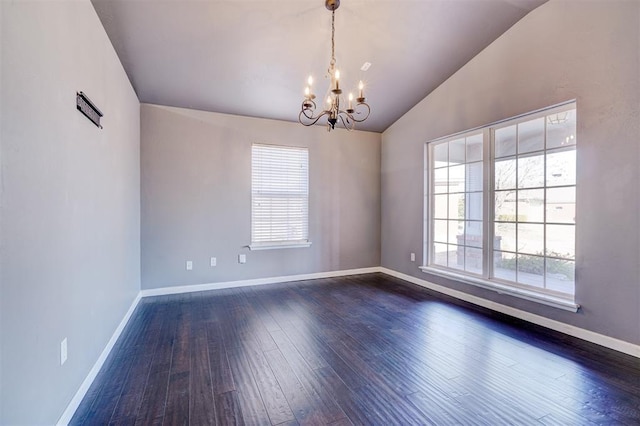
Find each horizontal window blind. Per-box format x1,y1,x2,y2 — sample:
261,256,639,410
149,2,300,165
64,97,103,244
252,144,309,244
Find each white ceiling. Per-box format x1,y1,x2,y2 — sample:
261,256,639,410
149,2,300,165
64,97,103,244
91,0,548,133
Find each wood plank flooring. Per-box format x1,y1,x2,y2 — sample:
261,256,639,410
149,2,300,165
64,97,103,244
70,273,640,425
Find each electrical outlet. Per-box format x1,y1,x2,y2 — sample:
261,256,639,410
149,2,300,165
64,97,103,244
238,254,247,264
186,260,193,270
410,252,416,262
60,338,68,366
210,257,217,267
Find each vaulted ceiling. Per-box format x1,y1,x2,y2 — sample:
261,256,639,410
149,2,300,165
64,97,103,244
92,0,548,132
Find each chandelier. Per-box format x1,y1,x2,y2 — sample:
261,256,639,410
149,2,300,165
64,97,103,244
299,0,370,131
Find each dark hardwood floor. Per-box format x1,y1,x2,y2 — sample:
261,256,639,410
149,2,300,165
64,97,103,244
70,273,640,425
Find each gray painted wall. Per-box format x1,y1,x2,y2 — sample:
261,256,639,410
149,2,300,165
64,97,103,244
0,1,140,424
141,104,381,290
382,0,640,345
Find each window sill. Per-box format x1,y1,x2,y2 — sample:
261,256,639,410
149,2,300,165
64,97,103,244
249,241,312,251
419,266,579,312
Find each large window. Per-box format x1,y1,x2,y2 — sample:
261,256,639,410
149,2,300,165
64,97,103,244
424,103,577,307
251,144,310,249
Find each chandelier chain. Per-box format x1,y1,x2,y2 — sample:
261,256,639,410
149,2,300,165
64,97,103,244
330,9,336,67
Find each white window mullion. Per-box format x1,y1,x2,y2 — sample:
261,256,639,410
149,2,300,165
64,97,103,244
423,142,431,266
484,127,493,280
543,117,548,291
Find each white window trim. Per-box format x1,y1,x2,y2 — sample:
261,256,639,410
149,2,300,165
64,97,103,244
422,100,579,311
251,143,311,250
249,241,312,251
419,265,579,312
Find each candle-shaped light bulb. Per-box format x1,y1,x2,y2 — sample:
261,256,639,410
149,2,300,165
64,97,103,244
335,70,340,90
327,96,332,105
348,93,353,109
358,80,364,98
304,86,310,98
307,75,313,86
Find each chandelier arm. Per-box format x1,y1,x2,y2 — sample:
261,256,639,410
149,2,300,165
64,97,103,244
301,99,319,120
338,113,355,131
302,108,315,120
301,99,318,117
299,109,330,127
350,102,371,122
337,109,351,121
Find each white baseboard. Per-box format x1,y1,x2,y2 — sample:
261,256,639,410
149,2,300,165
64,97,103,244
140,267,381,297
56,292,142,426
379,267,640,358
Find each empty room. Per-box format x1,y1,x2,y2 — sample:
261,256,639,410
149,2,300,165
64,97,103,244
1,0,639,424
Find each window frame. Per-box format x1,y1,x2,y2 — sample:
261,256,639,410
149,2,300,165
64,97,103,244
249,143,311,251
421,101,579,312
426,129,486,277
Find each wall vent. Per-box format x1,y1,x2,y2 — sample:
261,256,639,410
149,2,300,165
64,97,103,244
76,91,103,128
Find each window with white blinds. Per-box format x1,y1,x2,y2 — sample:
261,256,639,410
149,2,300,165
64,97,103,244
251,144,310,249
